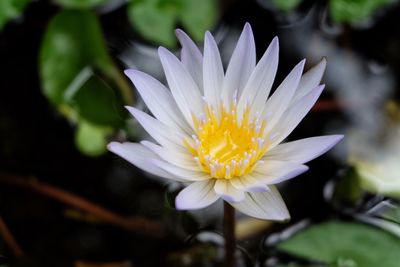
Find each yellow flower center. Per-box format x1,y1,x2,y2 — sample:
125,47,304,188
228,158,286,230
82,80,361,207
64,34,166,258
184,100,269,179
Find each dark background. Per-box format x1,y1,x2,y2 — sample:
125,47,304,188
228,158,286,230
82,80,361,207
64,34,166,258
1,0,399,266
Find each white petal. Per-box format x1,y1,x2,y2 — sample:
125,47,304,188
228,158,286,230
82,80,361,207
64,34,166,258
264,135,344,164
107,142,183,181
124,69,192,134
175,29,203,92
175,180,219,210
262,59,305,132
141,140,199,171
291,58,326,104
150,158,210,181
203,31,224,109
230,175,270,192
237,37,279,118
267,85,324,148
214,179,245,202
158,47,203,128
126,106,186,151
222,23,256,106
231,186,290,221
253,160,309,184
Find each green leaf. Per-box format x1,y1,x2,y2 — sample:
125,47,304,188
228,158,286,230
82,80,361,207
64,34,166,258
40,10,127,127
277,221,400,267
332,167,363,205
276,265,320,267
53,0,110,9
0,0,31,30
271,0,302,12
127,0,217,47
329,0,395,24
69,74,126,127
75,121,110,157
127,0,179,47
179,0,217,42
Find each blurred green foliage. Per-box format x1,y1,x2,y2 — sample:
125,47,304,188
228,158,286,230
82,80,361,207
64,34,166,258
0,0,30,30
127,0,217,47
330,0,395,23
271,0,301,12
75,121,111,157
40,10,131,156
277,221,400,267
54,0,110,8
266,0,394,25
333,168,363,205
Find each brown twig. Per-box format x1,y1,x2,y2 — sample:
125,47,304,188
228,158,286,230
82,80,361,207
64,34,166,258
0,216,24,257
223,202,235,267
0,173,164,237
312,100,344,112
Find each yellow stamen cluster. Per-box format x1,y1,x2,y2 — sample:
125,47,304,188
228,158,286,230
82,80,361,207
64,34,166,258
184,100,269,179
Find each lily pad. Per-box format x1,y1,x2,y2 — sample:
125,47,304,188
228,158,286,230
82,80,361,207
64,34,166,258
127,0,217,47
329,0,395,24
0,0,31,30
277,221,400,267
271,0,302,12
75,121,110,157
53,0,110,9
40,10,128,128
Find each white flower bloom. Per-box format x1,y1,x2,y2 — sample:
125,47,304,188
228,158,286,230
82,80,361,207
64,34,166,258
349,127,400,198
108,23,343,221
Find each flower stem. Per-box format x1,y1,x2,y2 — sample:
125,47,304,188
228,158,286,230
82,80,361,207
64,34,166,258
223,201,236,267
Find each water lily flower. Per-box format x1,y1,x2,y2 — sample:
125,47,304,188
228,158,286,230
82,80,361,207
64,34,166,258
108,23,343,221
350,127,400,198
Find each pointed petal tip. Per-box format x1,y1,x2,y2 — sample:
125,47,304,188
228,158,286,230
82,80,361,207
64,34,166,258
123,69,135,76
331,134,345,144
272,36,279,45
124,105,135,112
204,31,214,42
243,22,252,32
269,36,279,54
157,46,169,56
175,28,184,35
316,57,327,70
175,28,189,40
300,165,310,173
124,106,140,118
316,84,325,92
107,141,119,151
124,69,142,81
294,59,306,71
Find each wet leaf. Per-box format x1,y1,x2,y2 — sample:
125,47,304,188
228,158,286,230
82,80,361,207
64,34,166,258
179,0,217,42
277,221,400,267
70,74,126,127
0,0,31,30
127,0,217,47
332,167,363,205
276,265,318,267
330,0,395,24
40,10,114,105
40,10,127,128
271,0,302,12
53,0,110,9
75,121,110,157
127,0,178,47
